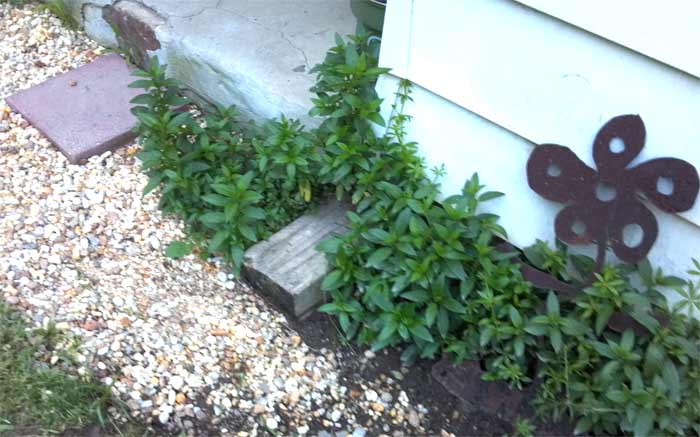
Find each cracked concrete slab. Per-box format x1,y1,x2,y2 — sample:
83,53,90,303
66,0,356,125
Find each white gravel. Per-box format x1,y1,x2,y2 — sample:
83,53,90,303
0,4,434,436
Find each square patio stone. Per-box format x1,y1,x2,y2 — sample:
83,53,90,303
6,54,141,164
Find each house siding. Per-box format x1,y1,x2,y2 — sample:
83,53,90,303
374,0,700,297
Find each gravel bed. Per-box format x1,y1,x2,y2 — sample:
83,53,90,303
0,4,437,436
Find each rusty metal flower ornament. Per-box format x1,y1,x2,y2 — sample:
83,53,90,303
527,114,699,276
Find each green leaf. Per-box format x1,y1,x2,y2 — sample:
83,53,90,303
211,184,236,196
523,322,547,336
165,241,193,259
562,318,589,336
574,416,593,435
395,208,412,233
378,319,398,341
444,260,466,280
425,303,438,327
593,341,614,358
600,360,620,380
401,290,430,303
409,324,434,343
345,45,359,67
366,112,386,127
128,79,153,89
514,338,525,357
478,191,504,202
606,389,626,403
595,304,614,335
443,298,466,314
238,225,257,242
142,175,162,195
202,194,230,206
366,248,392,268
549,328,562,352
130,94,155,105
546,292,560,317
622,292,650,308
186,161,210,173
318,303,339,314
166,111,192,132
243,207,266,220
633,408,654,437
643,343,665,373
408,216,427,234
321,270,344,291
407,199,425,214
437,307,450,338
199,211,226,224
364,228,390,243
339,313,351,334
316,237,342,254
662,361,680,402
343,94,364,108
637,259,653,284
620,329,635,351
230,246,245,269
369,290,393,312
135,111,159,127
657,275,686,287
479,326,493,347
208,230,229,252
509,306,522,326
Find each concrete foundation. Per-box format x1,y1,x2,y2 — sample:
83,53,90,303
65,0,356,126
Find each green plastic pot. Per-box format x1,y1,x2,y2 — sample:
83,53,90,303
350,0,386,34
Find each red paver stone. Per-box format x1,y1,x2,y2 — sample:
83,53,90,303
6,54,141,164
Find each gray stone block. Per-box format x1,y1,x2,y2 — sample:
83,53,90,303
243,201,349,318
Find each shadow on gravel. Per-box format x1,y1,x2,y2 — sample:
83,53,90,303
287,311,574,436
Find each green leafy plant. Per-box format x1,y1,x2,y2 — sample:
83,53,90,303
310,31,392,200
673,259,700,319
513,416,536,437
130,30,700,436
130,58,325,272
1,0,32,6
38,0,79,30
529,253,700,436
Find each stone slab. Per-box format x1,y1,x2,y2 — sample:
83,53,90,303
243,200,349,318
6,54,141,164
65,0,357,126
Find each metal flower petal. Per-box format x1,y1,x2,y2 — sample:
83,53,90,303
554,204,604,246
593,114,646,180
527,144,597,203
629,157,700,213
607,197,658,263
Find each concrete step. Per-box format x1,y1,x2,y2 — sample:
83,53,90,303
242,200,349,318
66,0,356,126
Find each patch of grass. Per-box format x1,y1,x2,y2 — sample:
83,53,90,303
0,301,111,435
37,0,79,30
0,0,32,5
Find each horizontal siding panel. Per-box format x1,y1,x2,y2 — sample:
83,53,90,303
378,0,700,227
515,0,700,79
